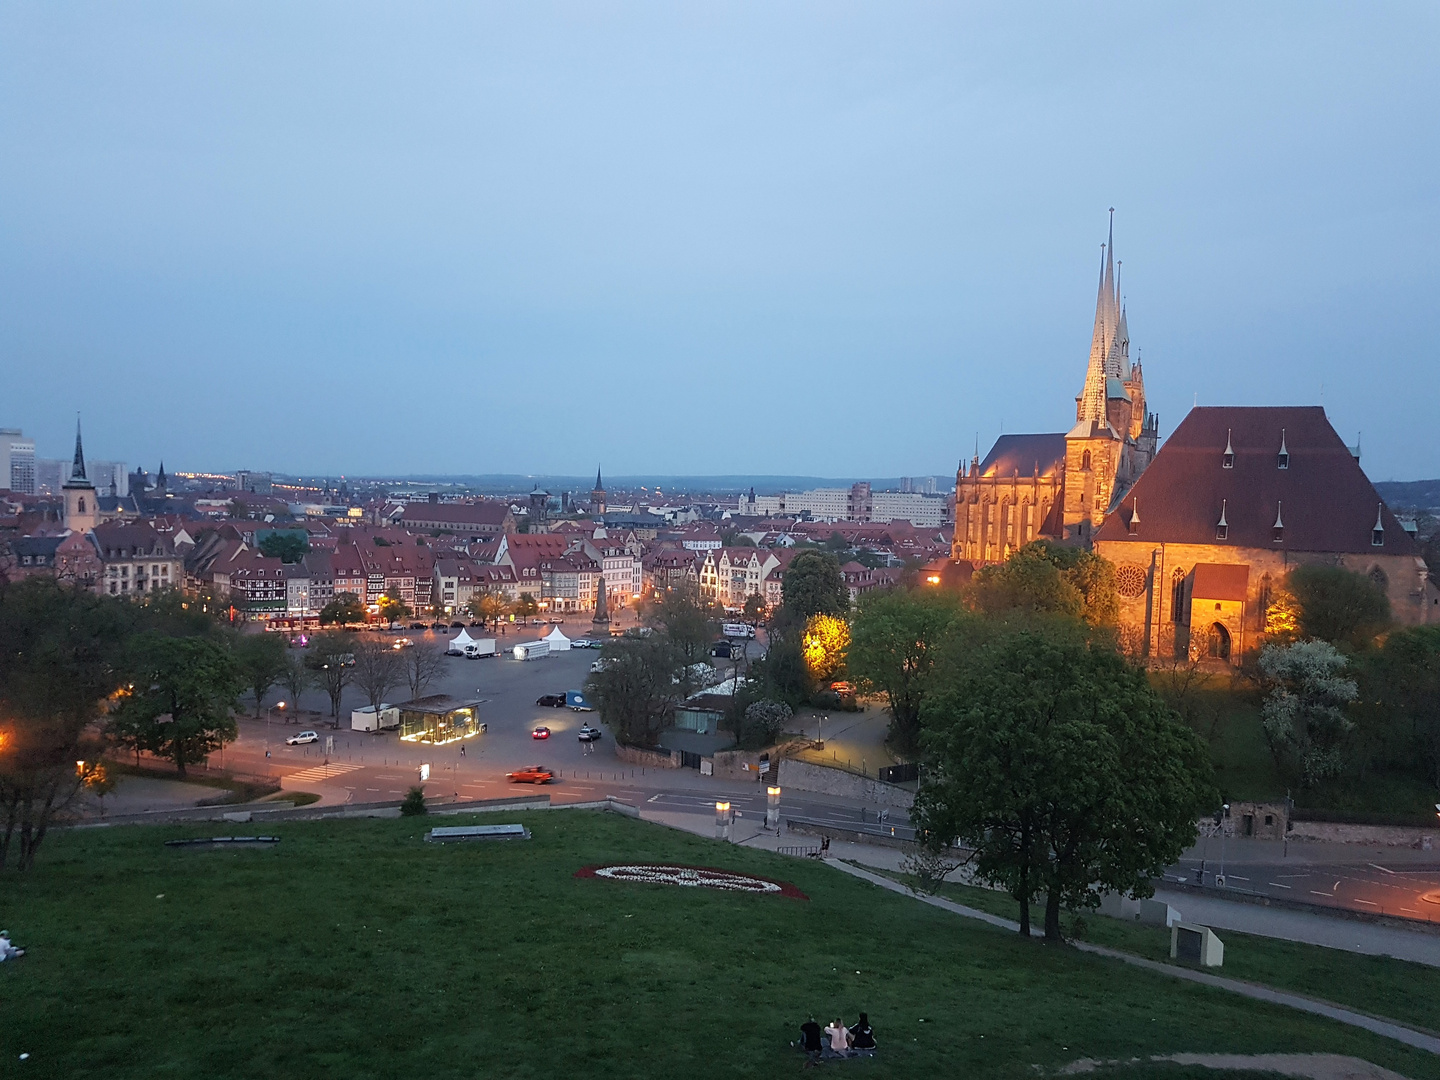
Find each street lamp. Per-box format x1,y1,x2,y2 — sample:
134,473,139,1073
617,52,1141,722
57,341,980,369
766,786,781,831
715,801,732,841
1217,803,1230,887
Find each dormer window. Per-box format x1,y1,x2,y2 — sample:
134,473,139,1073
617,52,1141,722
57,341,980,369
1277,429,1289,470
1127,501,1140,536
1222,429,1235,469
1272,502,1284,543
1372,504,1385,547
1216,500,1229,541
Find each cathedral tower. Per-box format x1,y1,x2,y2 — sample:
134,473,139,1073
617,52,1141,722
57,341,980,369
591,466,606,518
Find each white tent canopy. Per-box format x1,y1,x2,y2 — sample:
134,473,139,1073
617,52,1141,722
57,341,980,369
543,625,571,651
448,628,478,652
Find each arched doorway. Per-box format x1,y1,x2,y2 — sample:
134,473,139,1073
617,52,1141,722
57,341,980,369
1207,622,1231,661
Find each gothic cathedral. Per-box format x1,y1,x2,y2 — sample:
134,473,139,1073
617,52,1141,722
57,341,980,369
952,212,1158,563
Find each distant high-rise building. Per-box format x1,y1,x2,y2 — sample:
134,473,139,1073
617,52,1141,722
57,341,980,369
89,460,129,498
235,470,273,494
0,428,36,494
36,458,64,495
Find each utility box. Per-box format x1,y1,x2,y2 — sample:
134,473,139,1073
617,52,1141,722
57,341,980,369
1170,922,1224,967
351,704,399,732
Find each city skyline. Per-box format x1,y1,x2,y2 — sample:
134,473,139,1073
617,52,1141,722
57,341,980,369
2,5,1436,480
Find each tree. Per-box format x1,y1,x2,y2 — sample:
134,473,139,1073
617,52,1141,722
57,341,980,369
403,640,447,699
848,587,967,755
824,531,851,553
351,637,404,723
258,531,309,564
377,588,412,628
319,592,366,626
967,541,1117,626
1287,565,1391,649
133,587,227,638
584,635,689,746
0,578,132,870
513,592,539,618
279,651,310,713
745,633,810,709
801,614,849,683
1360,627,1440,786
467,591,509,627
781,550,849,623
306,633,355,723
228,498,251,520
739,699,792,749
1258,640,1359,788
741,593,768,624
115,633,242,778
641,579,717,661
913,625,1213,939
233,632,289,717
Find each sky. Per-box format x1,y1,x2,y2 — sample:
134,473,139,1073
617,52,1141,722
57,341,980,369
1,3,1437,482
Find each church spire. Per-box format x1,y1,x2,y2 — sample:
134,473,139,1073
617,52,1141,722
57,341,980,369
69,415,89,484
594,465,603,490
1076,209,1119,429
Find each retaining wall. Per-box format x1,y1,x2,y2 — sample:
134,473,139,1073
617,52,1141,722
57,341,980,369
614,743,681,769
776,758,914,810
1287,821,1436,848
710,749,768,782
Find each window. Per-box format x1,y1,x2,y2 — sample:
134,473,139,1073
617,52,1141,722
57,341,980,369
1278,428,1289,469
1081,450,1091,470
1170,569,1187,619
1216,500,1228,541
1222,428,1235,469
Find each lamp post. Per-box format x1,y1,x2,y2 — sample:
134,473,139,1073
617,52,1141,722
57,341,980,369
1217,803,1230,887
715,801,732,841
766,786,781,831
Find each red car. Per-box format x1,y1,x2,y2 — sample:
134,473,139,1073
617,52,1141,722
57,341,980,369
507,765,554,784
531,726,551,740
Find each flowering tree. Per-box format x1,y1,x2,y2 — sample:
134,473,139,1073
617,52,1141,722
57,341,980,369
1259,640,1358,788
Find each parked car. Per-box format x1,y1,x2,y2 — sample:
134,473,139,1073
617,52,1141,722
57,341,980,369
507,765,554,784
710,640,732,658
535,694,566,708
531,725,551,740
286,730,320,745
570,638,593,649
430,622,447,630
392,637,414,650
577,724,602,742
450,621,465,629
409,622,427,630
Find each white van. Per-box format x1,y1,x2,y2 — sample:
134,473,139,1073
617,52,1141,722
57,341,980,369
721,622,756,639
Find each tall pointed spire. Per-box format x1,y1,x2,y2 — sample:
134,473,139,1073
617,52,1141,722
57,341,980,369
69,415,89,484
1075,209,1120,431
594,465,603,490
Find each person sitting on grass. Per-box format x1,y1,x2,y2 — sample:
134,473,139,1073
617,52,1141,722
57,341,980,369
849,1013,876,1052
824,1018,849,1057
798,1017,823,1058
0,931,25,961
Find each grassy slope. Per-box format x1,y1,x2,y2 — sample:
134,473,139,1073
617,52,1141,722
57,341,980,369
1,812,1438,1080
891,873,1440,1036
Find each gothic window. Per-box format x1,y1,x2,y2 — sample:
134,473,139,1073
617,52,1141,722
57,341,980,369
1081,450,1092,470
1171,568,1187,622
1369,566,1388,592
78,497,86,513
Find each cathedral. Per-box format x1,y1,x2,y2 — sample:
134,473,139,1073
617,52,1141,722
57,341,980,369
952,212,1158,563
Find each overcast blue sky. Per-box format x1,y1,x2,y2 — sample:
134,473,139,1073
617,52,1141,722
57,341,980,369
2,3,1436,481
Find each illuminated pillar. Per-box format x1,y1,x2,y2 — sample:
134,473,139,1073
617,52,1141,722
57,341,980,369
766,786,781,831
715,801,732,841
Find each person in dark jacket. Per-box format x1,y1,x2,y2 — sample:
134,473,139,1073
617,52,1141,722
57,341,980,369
849,1013,876,1051
798,1018,824,1057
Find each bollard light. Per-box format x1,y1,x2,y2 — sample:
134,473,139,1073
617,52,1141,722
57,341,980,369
715,801,732,840
766,786,781,831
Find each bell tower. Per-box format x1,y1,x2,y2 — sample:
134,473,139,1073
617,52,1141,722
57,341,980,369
63,417,98,533
591,466,606,518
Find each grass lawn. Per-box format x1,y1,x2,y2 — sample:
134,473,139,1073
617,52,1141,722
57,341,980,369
3,811,1440,1079
882,871,1440,1036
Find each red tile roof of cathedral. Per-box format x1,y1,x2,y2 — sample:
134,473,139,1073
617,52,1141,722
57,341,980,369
978,433,1068,478
1095,406,1415,554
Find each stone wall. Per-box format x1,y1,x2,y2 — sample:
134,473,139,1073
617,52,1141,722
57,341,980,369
709,749,768,782
776,758,914,810
614,743,681,769
1287,820,1436,848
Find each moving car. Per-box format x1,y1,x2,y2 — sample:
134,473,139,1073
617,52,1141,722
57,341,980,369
531,725,551,740
286,730,320,745
577,724,602,742
392,637,414,650
535,693,566,707
507,765,554,784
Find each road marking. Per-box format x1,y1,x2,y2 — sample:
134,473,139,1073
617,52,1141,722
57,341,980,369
1401,908,1420,914
366,788,380,792
1309,890,1335,898
1333,879,1342,892
1354,899,1379,907
1226,875,1250,882
1369,863,1396,874
647,795,661,803
286,762,365,785
1268,883,1292,889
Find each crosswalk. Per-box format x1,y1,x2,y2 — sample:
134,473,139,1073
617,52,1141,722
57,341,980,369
285,762,365,786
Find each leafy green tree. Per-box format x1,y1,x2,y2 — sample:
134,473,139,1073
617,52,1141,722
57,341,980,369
913,624,1213,939
306,633,355,722
848,587,968,755
0,579,132,870
258,531,309,564
967,541,1118,626
279,650,311,712
467,591,509,627
1287,565,1391,649
319,592,366,626
745,633,810,709
233,632,290,717
824,531,851,553
1359,627,1440,786
641,579,718,661
513,592,539,617
115,633,242,778
780,550,849,623
584,635,689,746
377,588,412,628
1258,640,1358,788
134,587,226,638
741,593,768,624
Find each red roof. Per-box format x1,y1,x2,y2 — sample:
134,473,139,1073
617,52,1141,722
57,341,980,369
1096,406,1415,555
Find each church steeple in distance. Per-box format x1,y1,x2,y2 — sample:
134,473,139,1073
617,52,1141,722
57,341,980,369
591,466,606,517
69,415,91,485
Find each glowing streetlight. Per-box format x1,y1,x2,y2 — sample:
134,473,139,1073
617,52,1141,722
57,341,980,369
715,801,732,840
766,786,781,831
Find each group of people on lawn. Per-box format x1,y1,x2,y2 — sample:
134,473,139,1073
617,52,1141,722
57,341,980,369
797,1013,876,1060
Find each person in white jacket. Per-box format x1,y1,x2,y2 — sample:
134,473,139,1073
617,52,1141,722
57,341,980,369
823,1019,849,1055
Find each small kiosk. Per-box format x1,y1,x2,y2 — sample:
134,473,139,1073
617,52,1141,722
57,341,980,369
394,695,485,745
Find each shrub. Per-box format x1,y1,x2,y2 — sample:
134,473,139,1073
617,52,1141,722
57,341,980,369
399,787,427,816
